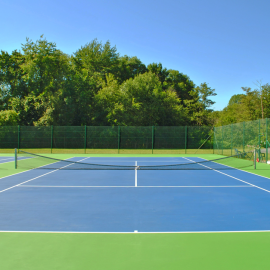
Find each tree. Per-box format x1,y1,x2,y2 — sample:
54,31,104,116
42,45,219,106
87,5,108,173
0,110,19,125
11,95,46,126
228,94,244,106
0,36,220,127
164,70,196,102
116,56,147,83
184,83,216,125
21,36,70,96
69,39,121,125
0,50,27,109
240,87,261,121
14,36,73,126
261,84,270,118
95,72,187,126
147,63,169,84
213,87,261,126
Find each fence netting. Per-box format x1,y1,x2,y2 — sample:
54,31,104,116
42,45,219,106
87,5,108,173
1,120,268,160
0,125,213,152
214,119,269,162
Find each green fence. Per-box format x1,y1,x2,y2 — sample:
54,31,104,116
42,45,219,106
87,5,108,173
214,118,269,161
0,126,213,153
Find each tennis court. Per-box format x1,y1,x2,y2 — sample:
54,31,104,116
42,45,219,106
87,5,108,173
1,153,270,269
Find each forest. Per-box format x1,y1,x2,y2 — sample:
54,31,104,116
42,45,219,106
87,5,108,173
0,36,269,127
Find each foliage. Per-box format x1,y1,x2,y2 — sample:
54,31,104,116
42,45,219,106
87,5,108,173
184,83,216,125
214,85,270,126
0,36,218,126
0,110,19,125
96,72,188,126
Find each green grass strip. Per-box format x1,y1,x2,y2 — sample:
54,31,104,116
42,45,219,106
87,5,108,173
0,232,270,270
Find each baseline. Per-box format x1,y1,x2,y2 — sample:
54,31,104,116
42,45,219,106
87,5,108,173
1,230,270,233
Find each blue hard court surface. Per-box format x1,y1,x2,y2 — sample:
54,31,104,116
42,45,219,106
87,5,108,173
1,157,270,232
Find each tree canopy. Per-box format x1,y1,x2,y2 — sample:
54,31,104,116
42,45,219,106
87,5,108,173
6,36,268,127
213,84,270,126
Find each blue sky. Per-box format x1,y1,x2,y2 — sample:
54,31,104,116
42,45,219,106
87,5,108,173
1,0,269,110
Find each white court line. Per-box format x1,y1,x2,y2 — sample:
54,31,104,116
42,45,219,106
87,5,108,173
183,157,270,194
20,185,252,188
0,229,270,234
0,161,16,165
0,157,90,194
0,158,13,161
0,157,80,181
199,157,270,181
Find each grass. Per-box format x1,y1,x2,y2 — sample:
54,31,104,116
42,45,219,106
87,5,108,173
1,150,270,269
1,232,270,270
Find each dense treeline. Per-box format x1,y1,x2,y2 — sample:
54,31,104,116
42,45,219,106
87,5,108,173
0,36,216,126
212,84,270,126
2,36,268,128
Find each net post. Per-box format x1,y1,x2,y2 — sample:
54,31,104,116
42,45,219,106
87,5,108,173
152,126,154,154
118,126,120,154
254,149,256,169
243,121,245,152
221,125,223,155
17,125,20,150
266,118,268,162
84,125,87,154
51,125,53,154
231,124,233,156
258,119,261,161
15,148,17,169
185,126,187,154
213,127,215,154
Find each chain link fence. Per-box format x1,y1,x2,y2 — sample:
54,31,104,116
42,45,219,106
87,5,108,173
0,125,213,154
214,119,269,162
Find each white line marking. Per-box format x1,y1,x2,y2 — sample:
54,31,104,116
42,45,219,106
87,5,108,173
0,157,90,194
0,161,16,165
0,157,78,181
0,230,270,234
135,161,137,187
183,157,270,194
0,158,13,161
20,185,252,188
199,157,270,180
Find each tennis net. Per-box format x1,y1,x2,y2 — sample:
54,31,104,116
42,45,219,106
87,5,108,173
15,150,256,170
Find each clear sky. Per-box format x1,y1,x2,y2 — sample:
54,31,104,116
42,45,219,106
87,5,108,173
1,0,269,110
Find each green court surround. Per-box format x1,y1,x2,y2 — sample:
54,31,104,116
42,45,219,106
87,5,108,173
1,153,270,269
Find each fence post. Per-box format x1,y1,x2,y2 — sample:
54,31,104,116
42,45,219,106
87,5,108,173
254,149,256,169
84,125,87,154
152,126,154,154
118,126,121,154
185,126,187,154
17,125,20,150
51,125,53,154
